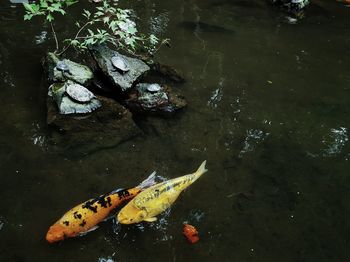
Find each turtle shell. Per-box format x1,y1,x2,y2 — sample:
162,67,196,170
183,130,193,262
146,83,162,93
56,60,69,72
66,83,95,103
111,55,129,72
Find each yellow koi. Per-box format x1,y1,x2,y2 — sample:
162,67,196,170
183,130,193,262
117,161,207,224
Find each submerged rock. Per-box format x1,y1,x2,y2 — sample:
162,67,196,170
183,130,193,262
49,81,101,115
126,83,186,115
47,95,142,154
151,62,185,83
89,44,150,92
44,52,94,86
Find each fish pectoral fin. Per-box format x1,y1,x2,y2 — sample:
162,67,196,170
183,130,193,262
77,226,99,237
143,217,157,222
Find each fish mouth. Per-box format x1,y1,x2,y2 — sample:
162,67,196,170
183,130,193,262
117,213,132,224
117,217,131,224
46,225,65,243
46,231,64,243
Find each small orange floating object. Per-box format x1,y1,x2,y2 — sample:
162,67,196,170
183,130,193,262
183,223,199,244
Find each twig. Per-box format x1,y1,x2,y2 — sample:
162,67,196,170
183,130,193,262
152,38,171,56
50,21,59,53
56,20,93,56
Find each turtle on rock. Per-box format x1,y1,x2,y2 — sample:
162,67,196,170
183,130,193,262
55,60,72,77
146,83,162,93
126,82,187,115
66,83,96,103
49,81,101,115
111,55,130,73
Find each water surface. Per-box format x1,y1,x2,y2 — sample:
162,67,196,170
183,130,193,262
0,0,349,261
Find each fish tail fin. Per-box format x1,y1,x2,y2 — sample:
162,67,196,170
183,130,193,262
194,160,208,179
137,171,157,190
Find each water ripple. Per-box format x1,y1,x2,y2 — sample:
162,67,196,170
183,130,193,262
207,79,224,108
322,127,348,157
239,129,270,157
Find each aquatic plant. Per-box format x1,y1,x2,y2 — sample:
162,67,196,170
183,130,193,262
23,0,169,57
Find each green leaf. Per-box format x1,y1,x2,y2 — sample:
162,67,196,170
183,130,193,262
70,39,80,46
127,27,137,35
85,38,94,45
46,13,54,22
23,3,34,13
31,4,40,13
87,29,94,36
83,9,91,18
95,11,104,17
103,16,110,24
149,34,159,45
24,14,33,21
66,0,78,7
40,0,48,8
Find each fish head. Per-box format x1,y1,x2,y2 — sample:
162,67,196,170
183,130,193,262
46,224,66,243
117,205,147,224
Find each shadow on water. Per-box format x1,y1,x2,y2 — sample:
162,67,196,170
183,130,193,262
0,0,350,261
177,21,236,34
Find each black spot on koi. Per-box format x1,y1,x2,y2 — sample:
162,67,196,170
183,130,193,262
82,201,98,213
97,194,112,208
117,189,131,200
79,220,86,227
73,211,82,220
63,221,69,226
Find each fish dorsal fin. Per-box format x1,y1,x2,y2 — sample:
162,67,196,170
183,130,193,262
143,217,157,222
110,188,124,194
137,171,157,189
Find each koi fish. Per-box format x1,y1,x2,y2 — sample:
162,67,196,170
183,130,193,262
46,172,156,243
117,161,207,224
183,223,199,244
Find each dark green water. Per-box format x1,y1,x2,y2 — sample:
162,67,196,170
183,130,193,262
1,0,350,261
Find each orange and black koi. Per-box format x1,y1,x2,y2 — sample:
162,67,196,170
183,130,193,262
46,172,156,243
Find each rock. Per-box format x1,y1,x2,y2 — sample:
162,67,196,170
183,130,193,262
126,83,186,115
44,52,94,86
89,44,150,92
270,0,309,14
48,81,101,115
47,95,142,154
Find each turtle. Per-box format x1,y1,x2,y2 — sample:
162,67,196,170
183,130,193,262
56,60,72,76
146,83,162,93
65,83,95,103
111,55,130,73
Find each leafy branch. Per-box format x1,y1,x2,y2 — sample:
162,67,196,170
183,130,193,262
23,0,78,52
23,0,169,58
